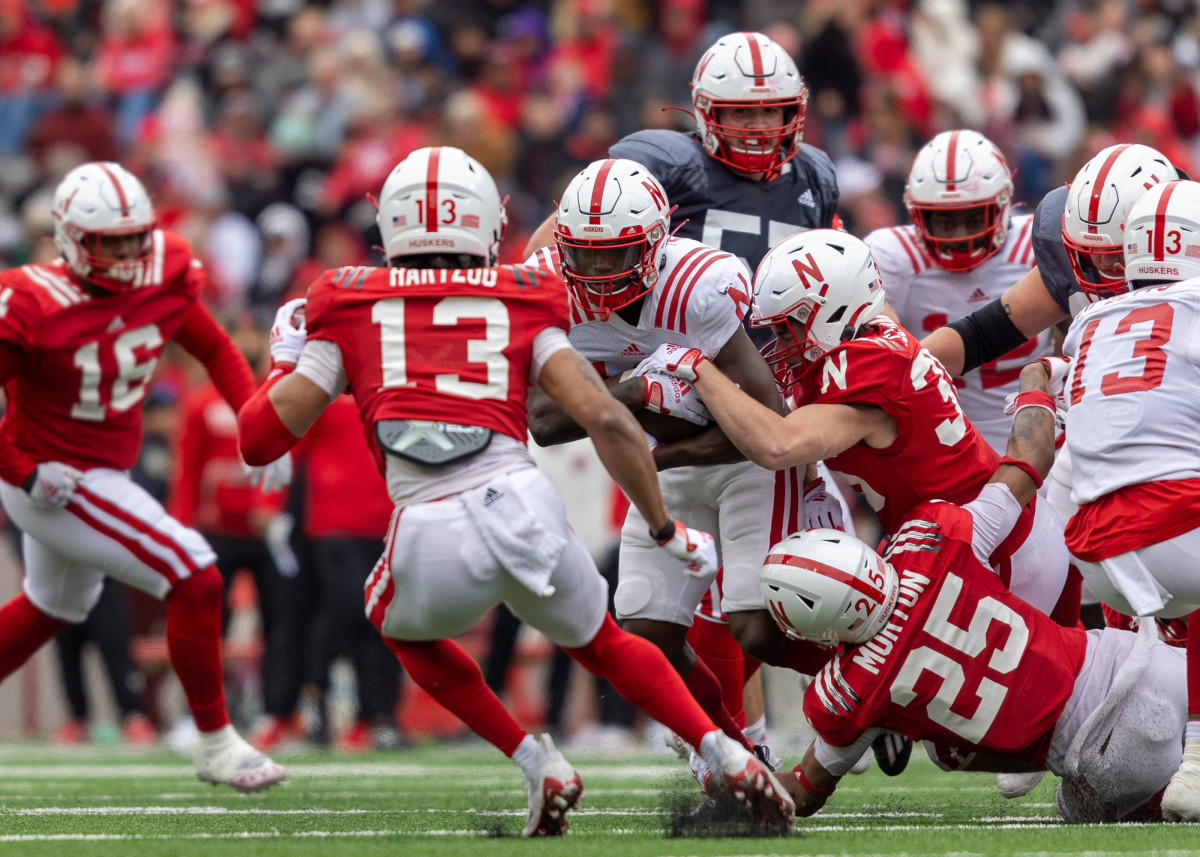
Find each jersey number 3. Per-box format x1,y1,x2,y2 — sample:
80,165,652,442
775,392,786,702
372,296,510,400
890,573,1029,743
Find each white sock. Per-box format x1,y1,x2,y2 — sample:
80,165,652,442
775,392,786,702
1186,720,1200,743
744,715,768,746
195,724,237,751
512,734,546,781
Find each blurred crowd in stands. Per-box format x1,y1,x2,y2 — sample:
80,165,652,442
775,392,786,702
2,0,1200,749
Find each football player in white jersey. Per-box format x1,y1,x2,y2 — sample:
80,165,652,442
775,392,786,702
867,130,1054,455
526,159,833,758
1049,179,1200,822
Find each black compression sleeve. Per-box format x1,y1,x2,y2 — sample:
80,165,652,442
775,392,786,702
945,298,1029,375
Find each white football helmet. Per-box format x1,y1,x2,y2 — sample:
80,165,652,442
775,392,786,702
750,229,886,377
760,529,899,647
691,31,808,177
1062,143,1177,302
1123,180,1200,288
51,161,156,291
376,146,506,266
903,130,1013,272
554,158,673,319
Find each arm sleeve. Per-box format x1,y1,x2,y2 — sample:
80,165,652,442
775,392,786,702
167,399,205,525
0,343,38,487
529,327,573,385
963,481,1024,567
945,298,1030,375
174,302,257,411
811,729,881,778
294,339,347,397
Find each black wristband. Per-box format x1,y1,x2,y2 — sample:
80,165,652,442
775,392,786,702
945,298,1028,375
649,519,676,543
21,469,36,494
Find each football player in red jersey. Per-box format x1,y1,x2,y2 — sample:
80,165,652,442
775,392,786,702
758,368,1187,823
237,146,794,835
0,161,287,791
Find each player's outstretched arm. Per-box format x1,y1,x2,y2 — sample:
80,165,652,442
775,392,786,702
922,267,1066,377
527,376,650,447
989,361,1057,506
174,302,257,411
781,744,841,818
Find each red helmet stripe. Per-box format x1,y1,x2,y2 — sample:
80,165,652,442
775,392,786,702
742,32,765,85
425,147,442,233
96,163,131,216
944,130,960,191
588,158,618,225
1086,144,1131,234
1153,180,1180,260
764,552,885,601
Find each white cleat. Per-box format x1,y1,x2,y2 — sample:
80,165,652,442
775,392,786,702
194,725,286,793
996,770,1046,798
1162,740,1200,822
699,731,794,833
522,734,583,837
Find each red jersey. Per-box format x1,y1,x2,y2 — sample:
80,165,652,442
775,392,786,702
0,231,219,472
804,502,1088,763
304,263,570,473
294,395,393,539
171,383,283,537
793,318,1013,535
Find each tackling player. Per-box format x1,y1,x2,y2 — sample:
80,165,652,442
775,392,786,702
0,161,288,791
237,146,794,835
1058,179,1200,822
759,363,1187,824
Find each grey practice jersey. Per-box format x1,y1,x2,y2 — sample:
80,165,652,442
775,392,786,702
1031,185,1092,318
610,130,838,274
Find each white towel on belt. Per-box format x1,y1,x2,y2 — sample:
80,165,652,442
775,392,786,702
1099,551,1172,616
462,475,566,597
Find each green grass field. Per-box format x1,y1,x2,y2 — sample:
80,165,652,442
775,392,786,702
0,741,1196,856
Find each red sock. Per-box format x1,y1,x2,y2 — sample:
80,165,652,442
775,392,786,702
0,594,69,682
384,636,526,757
166,567,229,732
1049,565,1083,628
687,618,745,728
684,653,753,749
1188,609,1200,718
564,614,719,751
777,638,836,675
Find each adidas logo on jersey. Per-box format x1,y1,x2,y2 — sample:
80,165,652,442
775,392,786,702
966,288,989,304
106,316,126,333
483,487,504,507
621,343,644,357
797,189,816,208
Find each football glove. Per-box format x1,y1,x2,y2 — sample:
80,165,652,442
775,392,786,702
642,343,708,383
654,520,719,580
802,478,845,531
269,298,308,367
244,451,293,493
639,371,712,425
1032,356,1072,399
23,461,83,509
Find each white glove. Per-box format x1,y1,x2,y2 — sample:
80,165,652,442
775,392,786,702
269,298,308,366
640,371,712,425
1033,356,1072,399
643,343,708,383
654,519,719,580
24,461,83,509
245,452,293,493
264,513,299,578
802,478,845,531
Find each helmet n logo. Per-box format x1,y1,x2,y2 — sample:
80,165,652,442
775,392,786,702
640,180,667,210
791,252,824,290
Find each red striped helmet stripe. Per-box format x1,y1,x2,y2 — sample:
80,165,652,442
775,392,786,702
425,147,442,233
589,159,618,225
1153,180,1180,260
944,130,961,191
742,32,765,85
1086,144,1131,234
764,552,885,602
96,163,131,216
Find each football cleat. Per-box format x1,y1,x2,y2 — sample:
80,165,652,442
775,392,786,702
872,732,912,776
1162,739,1200,822
664,728,691,761
700,731,794,832
997,770,1046,798
194,726,286,793
522,734,584,837
753,741,783,773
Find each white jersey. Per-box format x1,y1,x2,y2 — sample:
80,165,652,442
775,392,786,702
1063,279,1200,504
526,236,751,375
867,215,1053,453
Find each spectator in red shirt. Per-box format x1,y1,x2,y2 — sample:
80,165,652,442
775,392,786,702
94,0,175,145
27,57,119,171
0,0,64,154
293,395,403,752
